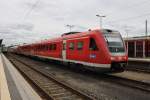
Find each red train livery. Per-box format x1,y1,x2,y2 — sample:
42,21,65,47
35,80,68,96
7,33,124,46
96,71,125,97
15,29,128,72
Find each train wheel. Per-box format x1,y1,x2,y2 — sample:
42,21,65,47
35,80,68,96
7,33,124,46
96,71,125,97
111,63,126,72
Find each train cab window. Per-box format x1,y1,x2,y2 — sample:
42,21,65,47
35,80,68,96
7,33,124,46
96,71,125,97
77,41,83,50
89,38,98,51
69,42,74,50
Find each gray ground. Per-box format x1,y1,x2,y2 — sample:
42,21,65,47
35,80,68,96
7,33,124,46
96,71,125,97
7,54,150,100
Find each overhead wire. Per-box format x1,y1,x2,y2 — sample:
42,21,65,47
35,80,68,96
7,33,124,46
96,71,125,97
23,0,40,21
106,12,150,24
106,0,150,16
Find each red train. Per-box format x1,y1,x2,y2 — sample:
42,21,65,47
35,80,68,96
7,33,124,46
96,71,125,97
14,29,128,72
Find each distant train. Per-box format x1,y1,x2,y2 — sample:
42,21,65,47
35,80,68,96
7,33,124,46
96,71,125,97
14,29,128,72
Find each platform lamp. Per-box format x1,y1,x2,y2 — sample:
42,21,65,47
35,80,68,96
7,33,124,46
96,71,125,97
96,14,106,29
66,25,74,32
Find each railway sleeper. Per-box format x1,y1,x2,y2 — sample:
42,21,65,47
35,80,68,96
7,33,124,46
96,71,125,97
44,84,60,88
49,88,67,94
43,82,56,86
55,94,81,100
51,92,76,99
49,87,64,91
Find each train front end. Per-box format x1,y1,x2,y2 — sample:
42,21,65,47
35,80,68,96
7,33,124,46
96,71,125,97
102,29,128,71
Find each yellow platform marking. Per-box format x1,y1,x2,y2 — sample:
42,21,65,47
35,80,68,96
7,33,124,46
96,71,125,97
2,54,42,100
0,54,11,100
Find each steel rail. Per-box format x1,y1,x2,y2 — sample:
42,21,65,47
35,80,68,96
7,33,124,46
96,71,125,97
8,55,94,100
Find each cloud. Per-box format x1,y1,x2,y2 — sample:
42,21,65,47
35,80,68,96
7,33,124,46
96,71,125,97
10,23,34,31
0,0,150,46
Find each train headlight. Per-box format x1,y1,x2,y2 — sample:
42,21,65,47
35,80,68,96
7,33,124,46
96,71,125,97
123,56,127,60
111,57,115,60
118,57,122,60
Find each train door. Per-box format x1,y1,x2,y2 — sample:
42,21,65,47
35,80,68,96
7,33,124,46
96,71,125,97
88,37,100,63
67,37,89,62
62,40,66,60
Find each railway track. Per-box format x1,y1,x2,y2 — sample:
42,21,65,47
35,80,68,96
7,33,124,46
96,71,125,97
6,53,150,99
7,55,94,100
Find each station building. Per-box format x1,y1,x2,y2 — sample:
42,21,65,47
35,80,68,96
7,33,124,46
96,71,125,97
124,36,150,58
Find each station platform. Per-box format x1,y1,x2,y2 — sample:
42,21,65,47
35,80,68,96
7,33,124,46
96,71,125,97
0,53,42,100
128,57,150,70
111,70,150,84
128,58,150,62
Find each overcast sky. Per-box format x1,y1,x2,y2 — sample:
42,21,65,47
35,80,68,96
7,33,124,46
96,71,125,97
0,0,150,46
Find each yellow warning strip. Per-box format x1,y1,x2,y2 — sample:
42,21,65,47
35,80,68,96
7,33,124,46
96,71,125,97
0,54,11,100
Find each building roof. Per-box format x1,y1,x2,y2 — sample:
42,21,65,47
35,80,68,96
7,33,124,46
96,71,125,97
124,35,150,41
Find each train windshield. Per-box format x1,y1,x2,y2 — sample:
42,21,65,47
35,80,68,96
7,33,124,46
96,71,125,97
102,30,125,54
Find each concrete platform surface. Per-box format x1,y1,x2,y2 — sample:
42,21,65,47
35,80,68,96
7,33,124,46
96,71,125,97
129,58,150,62
0,53,42,100
0,54,11,100
111,71,150,84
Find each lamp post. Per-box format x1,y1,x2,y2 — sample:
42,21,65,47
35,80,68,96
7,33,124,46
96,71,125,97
96,14,106,29
66,25,74,32
145,20,148,37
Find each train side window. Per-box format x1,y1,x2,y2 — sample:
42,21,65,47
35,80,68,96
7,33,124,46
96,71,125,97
53,44,56,50
89,38,98,50
49,44,52,50
42,45,44,50
44,45,46,50
40,45,42,50
41,45,43,50
46,45,49,51
51,44,56,50
77,41,83,50
69,42,74,50
39,45,41,50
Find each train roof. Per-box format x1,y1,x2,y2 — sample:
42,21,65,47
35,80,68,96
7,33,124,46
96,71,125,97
101,29,119,34
17,29,120,47
61,32,81,36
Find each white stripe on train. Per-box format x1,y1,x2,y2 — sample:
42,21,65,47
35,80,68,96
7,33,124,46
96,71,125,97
37,55,111,68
